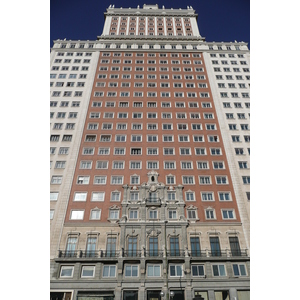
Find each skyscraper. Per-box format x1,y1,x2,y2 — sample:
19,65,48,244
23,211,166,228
50,4,250,300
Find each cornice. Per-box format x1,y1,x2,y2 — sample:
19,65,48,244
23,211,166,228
97,35,204,41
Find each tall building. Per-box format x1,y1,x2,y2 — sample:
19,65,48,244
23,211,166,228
50,4,250,300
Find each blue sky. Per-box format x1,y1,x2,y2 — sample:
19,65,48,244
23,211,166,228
50,0,250,48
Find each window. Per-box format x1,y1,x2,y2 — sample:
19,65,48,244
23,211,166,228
125,265,138,277
51,176,62,184
219,192,231,201
147,135,158,142
113,148,125,155
59,147,69,155
131,135,142,142
212,264,226,277
50,135,60,142
233,264,247,276
187,210,197,219
91,192,105,202
147,161,158,169
115,135,126,142
169,265,183,277
103,265,116,277
130,161,141,169
210,148,221,155
222,209,235,219
205,209,215,219
55,161,66,169
60,266,74,278
169,210,177,219
239,161,248,169
112,161,124,169
186,191,195,201
166,176,175,185
192,265,205,277
96,161,108,169
111,191,121,201
99,147,110,155
109,209,119,219
235,148,244,155
149,210,158,219
70,210,84,220
182,176,194,184
50,192,59,201
111,176,123,185
201,192,214,201
164,161,175,169
100,135,111,142
131,148,141,155
130,175,140,185
130,192,139,201
147,264,161,277
216,176,228,184
94,176,106,185
129,210,138,219
181,161,193,169
77,176,89,185
242,176,250,184
199,176,211,184
90,209,101,220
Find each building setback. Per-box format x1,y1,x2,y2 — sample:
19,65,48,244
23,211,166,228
50,4,250,300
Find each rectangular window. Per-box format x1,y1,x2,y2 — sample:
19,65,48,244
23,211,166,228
201,192,214,201
125,265,138,277
51,176,62,184
103,265,116,277
94,176,107,185
81,265,95,278
192,265,205,276
183,176,194,184
60,266,74,278
70,210,84,220
147,265,161,277
91,192,105,202
186,192,195,201
50,192,59,201
222,209,235,219
219,192,231,201
169,265,183,277
212,264,226,277
233,264,247,276
199,176,211,184
111,176,123,185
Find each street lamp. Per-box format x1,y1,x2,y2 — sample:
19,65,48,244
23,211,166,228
160,291,165,300
170,291,175,300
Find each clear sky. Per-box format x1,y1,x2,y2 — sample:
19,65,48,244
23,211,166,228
50,0,250,48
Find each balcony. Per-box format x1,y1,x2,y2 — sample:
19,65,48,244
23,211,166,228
123,250,143,257
145,197,161,206
145,250,164,257
166,249,186,257
57,250,120,259
57,248,249,260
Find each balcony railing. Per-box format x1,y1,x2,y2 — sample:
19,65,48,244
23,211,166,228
189,250,207,257
58,250,80,258
123,250,143,257
145,250,164,257
58,248,249,259
166,249,186,257
208,250,227,257
145,198,161,205
100,250,120,258
57,250,120,259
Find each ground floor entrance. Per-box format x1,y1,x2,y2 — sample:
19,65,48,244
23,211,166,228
147,291,161,300
170,291,184,300
50,292,72,300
